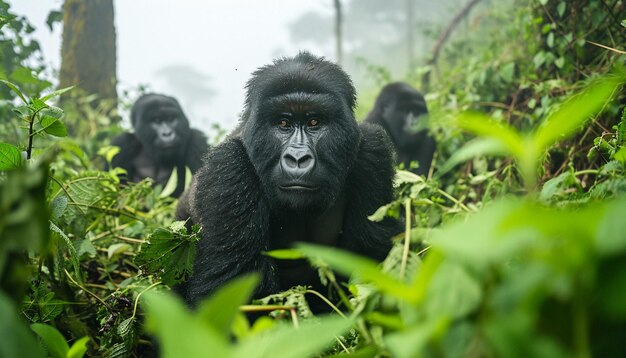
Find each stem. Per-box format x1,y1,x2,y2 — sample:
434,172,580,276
132,281,161,320
400,198,412,278
437,188,472,212
573,169,599,177
64,269,111,310
26,113,36,160
305,290,346,318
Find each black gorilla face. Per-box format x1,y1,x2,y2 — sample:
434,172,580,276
132,94,191,162
379,83,429,148
241,53,360,213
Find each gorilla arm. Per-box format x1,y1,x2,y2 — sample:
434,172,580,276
175,137,279,306
341,122,400,260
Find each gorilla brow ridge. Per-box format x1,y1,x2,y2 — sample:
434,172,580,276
264,93,338,118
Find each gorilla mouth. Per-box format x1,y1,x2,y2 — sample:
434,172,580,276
279,184,319,192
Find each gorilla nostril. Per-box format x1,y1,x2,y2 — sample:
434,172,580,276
298,154,313,169
283,154,298,169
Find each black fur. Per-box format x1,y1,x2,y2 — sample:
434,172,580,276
176,52,400,306
365,82,436,176
109,94,208,197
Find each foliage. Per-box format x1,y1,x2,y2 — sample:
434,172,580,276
1,0,626,357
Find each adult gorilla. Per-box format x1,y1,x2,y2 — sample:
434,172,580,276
365,82,436,176
110,94,208,197
176,52,400,306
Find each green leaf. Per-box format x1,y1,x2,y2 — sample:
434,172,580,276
40,115,68,137
613,146,626,164
424,261,482,319
0,79,28,103
234,316,353,358
50,195,68,220
533,76,623,153
107,243,133,260
45,10,63,32
117,317,134,336
40,106,64,119
554,57,565,69
384,318,448,358
40,86,74,103
557,2,566,17
160,168,179,198
0,292,45,358
41,87,74,103
263,249,306,259
367,202,394,222
30,323,69,358
596,199,626,256
394,169,423,185
439,138,509,175
184,166,193,190
142,291,230,358
456,112,524,159
499,63,515,83
539,171,579,201
30,98,49,113
67,336,89,358
546,32,554,48
135,225,199,286
0,142,23,170
296,243,417,303
197,274,259,335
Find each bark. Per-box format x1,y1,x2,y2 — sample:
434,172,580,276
59,0,117,106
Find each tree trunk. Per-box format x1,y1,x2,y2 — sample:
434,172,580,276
406,0,415,73
59,0,117,106
333,0,343,65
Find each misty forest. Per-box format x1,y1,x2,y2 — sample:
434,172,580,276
1,0,626,357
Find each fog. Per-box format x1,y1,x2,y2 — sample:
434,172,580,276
10,0,463,137
9,0,330,135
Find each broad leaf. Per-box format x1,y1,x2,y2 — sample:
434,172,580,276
197,274,259,335
533,76,623,153
0,79,28,103
40,115,68,137
0,142,22,170
143,291,230,358
456,112,524,159
234,316,353,358
67,336,89,358
296,243,417,303
30,323,69,358
40,86,74,102
439,137,509,175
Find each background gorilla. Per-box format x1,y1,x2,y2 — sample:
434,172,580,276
365,82,436,176
110,94,208,197
176,52,400,307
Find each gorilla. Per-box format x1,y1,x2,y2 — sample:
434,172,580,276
365,82,436,176
110,94,208,197
175,52,400,307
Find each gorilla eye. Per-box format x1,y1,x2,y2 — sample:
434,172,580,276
278,119,290,128
308,118,319,127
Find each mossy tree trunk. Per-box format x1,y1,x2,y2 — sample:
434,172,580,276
59,0,117,109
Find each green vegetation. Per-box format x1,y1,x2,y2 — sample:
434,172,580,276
1,0,625,357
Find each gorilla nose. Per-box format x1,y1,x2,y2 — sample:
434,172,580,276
281,146,315,175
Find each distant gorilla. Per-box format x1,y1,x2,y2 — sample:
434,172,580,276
110,94,208,197
176,52,400,306
365,82,436,176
